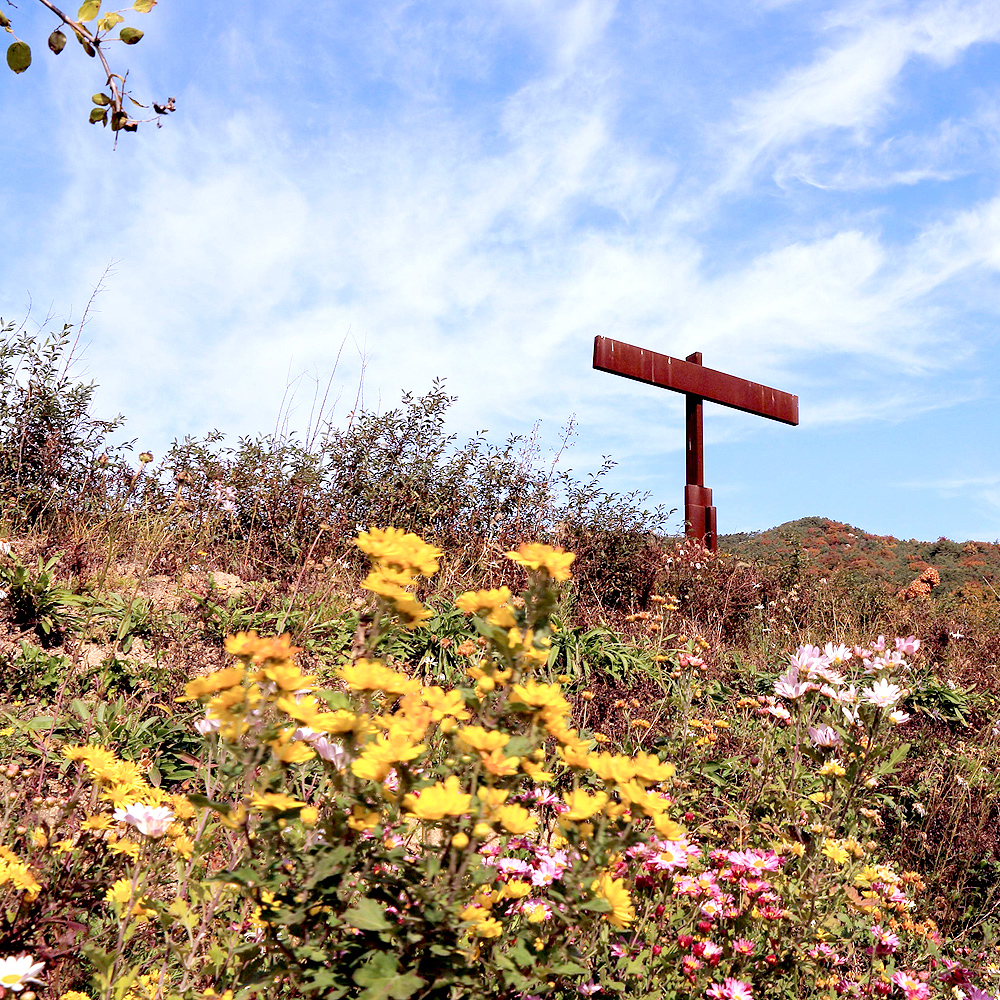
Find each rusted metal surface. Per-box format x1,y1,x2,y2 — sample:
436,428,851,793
593,334,798,553
593,335,798,426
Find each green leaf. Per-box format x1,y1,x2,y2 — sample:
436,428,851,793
0,12,11,27
577,897,612,912
6,41,30,74
552,962,590,975
133,0,157,10
92,92,111,106
48,30,67,54
343,897,392,931
354,956,425,1000
98,12,124,30
89,108,108,125
119,26,143,44
78,1,102,22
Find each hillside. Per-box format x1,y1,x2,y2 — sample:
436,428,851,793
719,516,1000,596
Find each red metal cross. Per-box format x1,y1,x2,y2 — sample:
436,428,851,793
593,335,799,551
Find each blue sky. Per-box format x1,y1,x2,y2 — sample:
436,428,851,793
3,0,1000,541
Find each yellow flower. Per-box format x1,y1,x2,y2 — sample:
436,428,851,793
108,837,141,860
347,806,382,831
276,694,345,732
258,660,317,692
351,756,390,782
477,787,509,816
653,815,687,839
496,804,536,835
105,877,155,920
556,742,593,768
456,726,510,753
562,788,608,821
505,542,575,580
588,753,637,784
819,760,847,778
474,917,504,938
631,752,676,784
481,749,520,777
225,631,301,663
355,528,442,576
421,686,471,722
300,806,319,827
455,587,512,616
591,873,635,929
170,795,196,820
269,736,316,764
250,792,307,812
61,992,92,1000
510,680,571,721
452,832,470,849
29,828,47,849
460,904,491,923
403,776,472,821
520,758,554,782
339,659,418,696
171,834,195,859
360,730,426,766
822,840,850,865
499,879,532,900
178,665,246,701
218,804,248,830
81,813,112,832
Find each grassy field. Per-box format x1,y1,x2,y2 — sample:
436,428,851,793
0,319,999,1000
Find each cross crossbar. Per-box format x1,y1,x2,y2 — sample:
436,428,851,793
593,335,798,426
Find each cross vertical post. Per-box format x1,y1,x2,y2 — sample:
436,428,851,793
683,351,717,551
592,335,797,555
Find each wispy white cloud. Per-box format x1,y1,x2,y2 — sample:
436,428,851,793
722,0,1000,189
2,0,1000,528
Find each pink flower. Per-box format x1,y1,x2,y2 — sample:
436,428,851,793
870,924,900,955
891,971,929,1000
808,724,841,747
774,666,811,700
862,679,904,709
895,636,920,655
706,978,753,1000
732,938,754,955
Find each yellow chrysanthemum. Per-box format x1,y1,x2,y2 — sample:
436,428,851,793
455,726,510,753
402,776,472,821
455,587,512,616
505,543,575,581
495,804,536,835
591,873,635,929
562,788,609,821
178,666,246,702
355,528,442,577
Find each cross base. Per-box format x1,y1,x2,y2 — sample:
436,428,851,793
685,483,717,552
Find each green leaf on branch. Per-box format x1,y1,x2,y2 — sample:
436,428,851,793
133,0,157,10
89,108,108,125
354,954,425,1000
78,1,102,22
120,26,144,44
48,31,67,54
99,12,124,31
6,41,30,74
75,31,96,57
92,93,111,106
0,12,10,28
343,897,392,931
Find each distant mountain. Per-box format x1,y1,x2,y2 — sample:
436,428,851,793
718,517,1000,596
